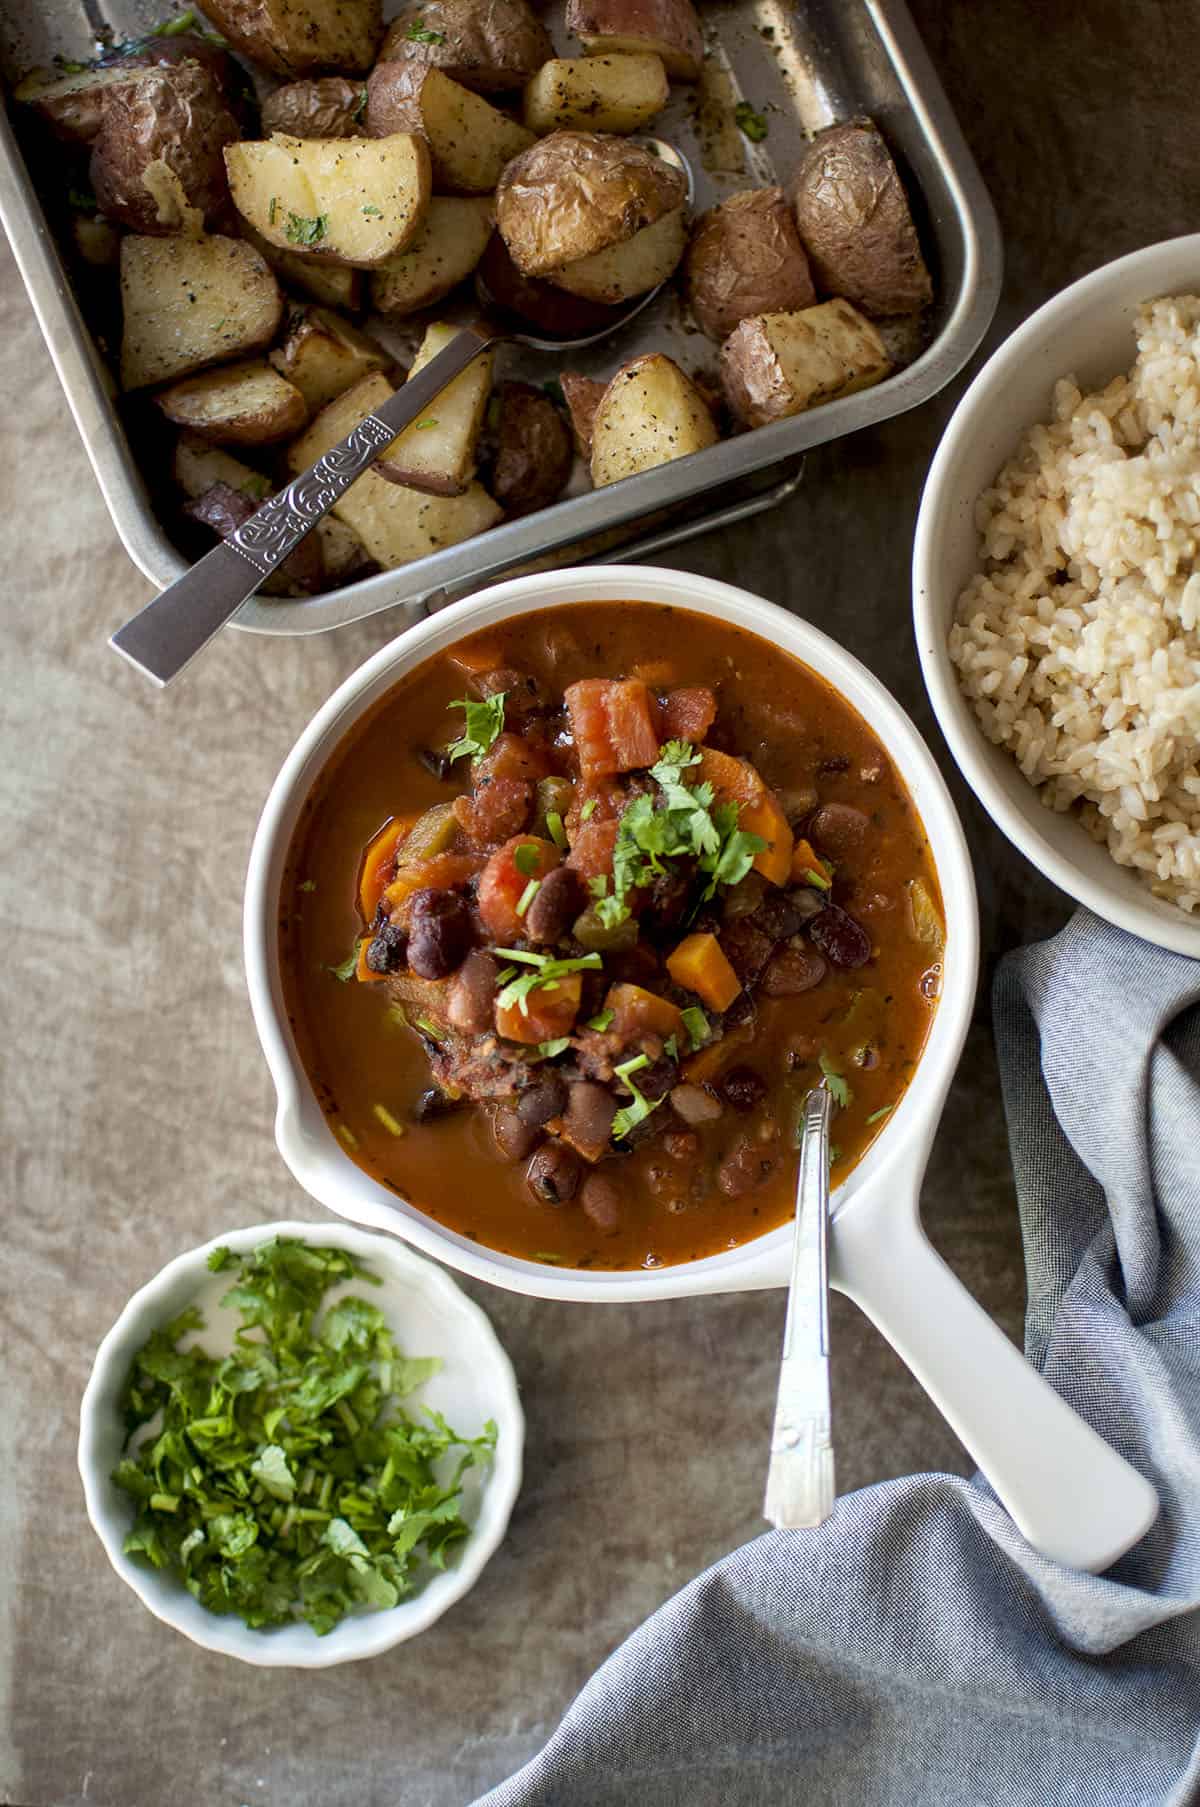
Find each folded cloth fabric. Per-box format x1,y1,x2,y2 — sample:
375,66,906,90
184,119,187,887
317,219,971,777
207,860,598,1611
472,912,1200,1807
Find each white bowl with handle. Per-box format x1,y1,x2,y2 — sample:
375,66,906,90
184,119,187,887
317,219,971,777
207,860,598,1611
244,565,1157,1571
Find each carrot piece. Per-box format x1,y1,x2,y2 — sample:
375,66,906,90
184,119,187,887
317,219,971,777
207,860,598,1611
476,834,560,941
696,746,762,806
355,937,387,983
683,1022,754,1083
565,816,619,881
790,836,832,889
358,815,417,922
696,748,793,884
495,972,582,1044
666,932,742,1013
605,982,685,1043
662,686,716,744
383,851,482,914
565,678,659,780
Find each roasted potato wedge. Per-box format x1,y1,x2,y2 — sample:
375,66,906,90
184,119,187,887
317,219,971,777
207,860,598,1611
548,204,686,302
89,59,241,235
120,233,283,390
475,232,619,339
370,196,494,315
288,373,503,568
719,298,891,428
488,381,573,515
684,188,816,342
198,0,383,77
184,480,326,592
155,358,308,444
376,324,494,496
522,53,668,134
172,431,366,584
790,118,932,317
261,76,368,138
225,132,431,267
15,63,151,145
268,305,389,409
496,131,686,277
565,0,703,81
366,64,534,195
380,0,553,93
240,223,365,309
590,353,718,487
559,371,607,459
70,212,122,268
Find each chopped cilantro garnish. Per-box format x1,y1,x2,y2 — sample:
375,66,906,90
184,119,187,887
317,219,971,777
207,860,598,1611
611,1054,664,1142
663,1035,679,1061
614,1053,650,1082
413,1015,446,1041
493,950,601,1018
586,1007,615,1033
819,1052,851,1109
268,196,278,226
588,874,609,898
284,211,328,247
373,1103,406,1136
362,203,383,217
534,1037,571,1060
406,21,447,41
680,1006,709,1051
446,692,505,762
802,864,832,891
151,9,198,34
734,100,769,142
545,811,568,851
415,417,439,430
113,1236,495,1636
829,1144,842,1166
513,842,540,878
337,1123,359,1150
352,87,368,123
866,1104,893,1125
327,942,360,981
298,878,317,893
580,798,598,822
515,877,540,918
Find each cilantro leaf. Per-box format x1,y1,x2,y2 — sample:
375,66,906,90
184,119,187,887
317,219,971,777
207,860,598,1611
586,1007,615,1032
493,950,602,1019
446,692,506,762
819,1052,852,1109
680,1006,709,1051
611,1052,665,1141
406,21,447,41
326,942,360,982
534,1037,571,1059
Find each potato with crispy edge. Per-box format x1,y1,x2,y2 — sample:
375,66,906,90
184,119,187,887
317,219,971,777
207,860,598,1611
240,223,364,309
225,132,431,267
488,381,573,515
366,64,533,195
155,359,308,444
288,373,503,568
89,59,241,235
590,353,718,487
15,31,241,144
790,118,932,317
549,205,686,303
370,196,494,315
565,0,703,80
119,233,283,390
377,323,494,496
684,188,816,342
522,53,668,134
172,432,367,586
197,0,382,77
269,305,389,409
719,298,891,429
496,131,686,278
380,0,553,93
261,76,368,138
475,233,619,340
559,371,607,459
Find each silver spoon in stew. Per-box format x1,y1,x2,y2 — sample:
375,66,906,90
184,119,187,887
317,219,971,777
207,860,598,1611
110,139,694,688
764,1083,836,1529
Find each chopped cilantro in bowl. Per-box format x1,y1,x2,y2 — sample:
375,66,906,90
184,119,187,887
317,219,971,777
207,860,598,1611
78,1223,523,1665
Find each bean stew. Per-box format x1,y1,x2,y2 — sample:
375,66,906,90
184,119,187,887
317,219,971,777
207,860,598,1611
280,603,945,1270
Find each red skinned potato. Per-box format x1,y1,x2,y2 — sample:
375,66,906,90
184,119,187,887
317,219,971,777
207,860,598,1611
89,60,241,235
684,188,816,342
475,233,620,340
366,63,534,194
155,359,308,445
15,32,241,145
380,0,553,93
183,481,326,593
496,131,686,278
197,0,383,77
565,0,703,80
719,298,891,429
488,382,573,516
261,77,368,138
548,205,686,303
790,117,933,317
589,353,719,487
559,372,607,460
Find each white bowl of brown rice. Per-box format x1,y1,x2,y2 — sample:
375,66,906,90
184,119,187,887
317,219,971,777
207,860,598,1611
914,235,1200,955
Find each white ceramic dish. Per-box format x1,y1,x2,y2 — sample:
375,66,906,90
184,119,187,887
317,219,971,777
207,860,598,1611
914,234,1200,958
78,1219,524,1667
245,565,1157,1570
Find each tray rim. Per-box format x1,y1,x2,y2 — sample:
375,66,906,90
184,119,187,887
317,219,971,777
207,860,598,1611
0,0,1002,636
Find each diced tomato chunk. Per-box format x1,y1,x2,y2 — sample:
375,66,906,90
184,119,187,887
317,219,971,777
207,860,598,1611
476,834,560,941
495,972,581,1043
454,777,532,848
565,817,619,882
565,678,660,780
662,687,717,745
475,731,553,787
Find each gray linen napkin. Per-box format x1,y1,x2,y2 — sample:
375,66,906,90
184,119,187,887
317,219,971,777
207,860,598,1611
472,911,1200,1806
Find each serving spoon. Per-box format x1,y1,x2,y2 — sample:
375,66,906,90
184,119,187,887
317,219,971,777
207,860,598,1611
110,139,694,688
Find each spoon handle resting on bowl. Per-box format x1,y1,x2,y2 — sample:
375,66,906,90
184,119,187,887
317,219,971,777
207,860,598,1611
764,1085,836,1530
109,326,495,688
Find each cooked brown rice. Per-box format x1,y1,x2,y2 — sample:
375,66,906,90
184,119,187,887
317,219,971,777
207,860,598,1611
950,294,1200,912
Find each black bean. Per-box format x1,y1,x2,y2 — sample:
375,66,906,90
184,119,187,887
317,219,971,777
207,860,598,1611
807,903,871,969
418,747,454,782
752,892,805,941
643,865,693,936
524,866,586,945
723,990,757,1030
493,1108,542,1161
407,888,472,979
526,1141,581,1205
562,1081,617,1160
517,1072,568,1127
412,1088,465,1123
637,1055,679,1103
721,1065,767,1112
364,921,407,975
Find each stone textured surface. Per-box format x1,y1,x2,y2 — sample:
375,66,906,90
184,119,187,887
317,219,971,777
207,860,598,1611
3,2,1186,1800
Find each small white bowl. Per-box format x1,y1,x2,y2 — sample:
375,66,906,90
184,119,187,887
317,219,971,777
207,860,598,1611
78,1220,523,1667
914,233,1200,957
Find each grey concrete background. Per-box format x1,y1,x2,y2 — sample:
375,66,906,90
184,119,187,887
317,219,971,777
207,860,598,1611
3,2,1189,1801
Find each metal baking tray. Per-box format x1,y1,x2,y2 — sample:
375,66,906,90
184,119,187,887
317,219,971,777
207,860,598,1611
0,0,1001,635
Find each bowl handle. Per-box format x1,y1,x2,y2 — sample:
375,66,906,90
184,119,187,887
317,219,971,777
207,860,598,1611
832,1167,1159,1572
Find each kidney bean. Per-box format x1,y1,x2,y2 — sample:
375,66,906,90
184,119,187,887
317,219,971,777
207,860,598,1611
580,1171,621,1233
761,944,828,996
562,1081,617,1161
445,949,498,1034
364,920,407,975
526,1141,581,1205
636,1055,678,1103
517,1072,568,1127
807,903,871,969
720,1066,767,1113
718,917,775,986
493,1107,542,1161
752,892,805,941
524,865,586,945
670,1083,722,1126
717,1133,779,1198
407,888,472,979
412,1087,465,1123
664,1129,699,1160
809,802,870,860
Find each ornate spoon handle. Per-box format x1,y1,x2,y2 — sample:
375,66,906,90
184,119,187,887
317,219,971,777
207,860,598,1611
110,326,493,686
